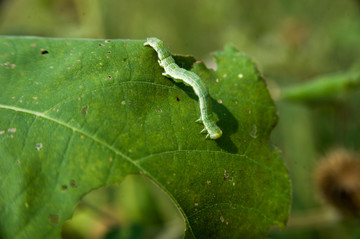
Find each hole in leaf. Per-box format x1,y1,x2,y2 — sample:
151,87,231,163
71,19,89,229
176,97,180,102
40,49,49,55
61,175,185,238
61,185,68,191
35,143,43,151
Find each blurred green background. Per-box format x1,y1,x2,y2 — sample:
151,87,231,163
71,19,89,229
1,0,360,238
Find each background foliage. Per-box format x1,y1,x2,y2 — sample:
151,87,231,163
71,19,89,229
1,0,360,238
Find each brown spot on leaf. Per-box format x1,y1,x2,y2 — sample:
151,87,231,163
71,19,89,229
70,179,78,188
81,105,88,115
48,214,59,225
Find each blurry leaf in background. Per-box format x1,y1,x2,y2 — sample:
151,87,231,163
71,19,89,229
280,69,360,103
315,149,360,217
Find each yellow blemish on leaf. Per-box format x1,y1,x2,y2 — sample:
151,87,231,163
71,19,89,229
7,128,16,133
35,143,43,151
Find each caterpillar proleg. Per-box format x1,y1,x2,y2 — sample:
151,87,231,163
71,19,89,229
144,37,222,139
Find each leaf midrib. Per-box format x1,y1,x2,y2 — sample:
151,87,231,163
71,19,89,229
0,103,133,162
0,103,196,238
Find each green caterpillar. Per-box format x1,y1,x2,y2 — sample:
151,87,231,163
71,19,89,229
144,37,222,139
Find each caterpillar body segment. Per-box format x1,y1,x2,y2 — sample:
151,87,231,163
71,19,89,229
144,37,222,139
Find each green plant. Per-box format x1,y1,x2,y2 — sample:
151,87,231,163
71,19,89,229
0,36,290,238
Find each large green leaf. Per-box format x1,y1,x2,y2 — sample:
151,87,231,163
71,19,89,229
0,37,290,238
